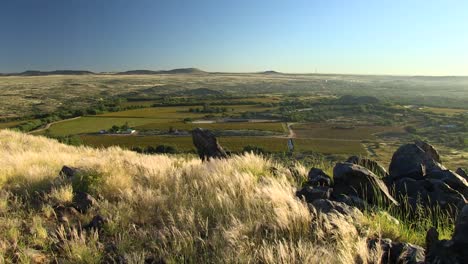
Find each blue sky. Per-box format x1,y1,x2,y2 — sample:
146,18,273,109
1,0,467,75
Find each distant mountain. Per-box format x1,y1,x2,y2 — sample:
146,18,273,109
259,70,282,75
16,70,95,76
117,68,207,75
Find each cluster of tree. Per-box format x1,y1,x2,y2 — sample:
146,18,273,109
109,122,131,133
131,145,177,154
189,104,228,113
242,145,267,155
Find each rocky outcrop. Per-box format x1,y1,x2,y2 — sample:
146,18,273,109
333,162,398,206
425,204,468,263
386,141,467,217
192,128,228,161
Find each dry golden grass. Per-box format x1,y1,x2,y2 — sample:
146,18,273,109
0,130,377,263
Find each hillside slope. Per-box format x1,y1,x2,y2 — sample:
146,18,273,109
0,130,374,263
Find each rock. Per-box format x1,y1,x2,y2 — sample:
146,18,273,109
392,178,465,215
307,168,332,186
296,186,332,203
452,204,468,247
415,140,441,163
53,204,80,223
23,248,48,264
192,128,228,161
311,199,363,220
426,170,468,196
332,162,399,206
456,168,468,181
425,204,468,263
334,194,368,210
84,215,107,231
59,166,82,179
72,192,97,213
388,142,445,182
346,156,389,178
369,238,425,264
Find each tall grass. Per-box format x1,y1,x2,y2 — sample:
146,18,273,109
0,130,377,263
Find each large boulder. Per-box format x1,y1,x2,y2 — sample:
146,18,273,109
346,156,389,178
388,141,445,182
332,162,398,206
425,204,468,263
192,128,227,161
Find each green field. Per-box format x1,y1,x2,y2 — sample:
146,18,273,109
99,104,276,118
135,121,285,133
0,120,26,129
292,123,405,140
36,117,177,136
80,135,365,154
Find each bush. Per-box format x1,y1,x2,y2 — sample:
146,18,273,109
242,145,266,155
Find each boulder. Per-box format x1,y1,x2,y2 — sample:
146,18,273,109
334,194,367,210
426,170,468,197
192,128,227,161
388,142,445,182
425,204,468,263
392,178,466,214
369,238,425,264
84,214,108,231
72,192,97,213
456,168,468,181
346,156,389,178
307,168,332,186
59,166,82,179
332,162,399,206
311,199,363,220
296,186,332,203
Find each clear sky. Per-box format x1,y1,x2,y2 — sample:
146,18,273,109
1,0,467,75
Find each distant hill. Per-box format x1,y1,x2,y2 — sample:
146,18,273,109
259,70,282,75
117,68,207,75
16,70,95,76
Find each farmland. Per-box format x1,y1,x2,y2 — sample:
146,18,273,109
1,73,466,161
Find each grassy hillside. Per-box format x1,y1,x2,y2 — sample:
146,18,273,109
0,130,378,263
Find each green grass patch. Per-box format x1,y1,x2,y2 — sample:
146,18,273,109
38,117,176,136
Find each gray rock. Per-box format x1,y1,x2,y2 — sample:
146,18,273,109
84,215,107,231
346,156,389,178
311,199,363,219
369,237,425,264
296,186,332,203
426,170,468,196
333,162,399,206
455,168,468,181
72,192,97,213
307,168,332,186
59,166,82,179
192,128,227,161
388,142,445,182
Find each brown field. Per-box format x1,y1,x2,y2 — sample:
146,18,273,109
292,123,405,140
